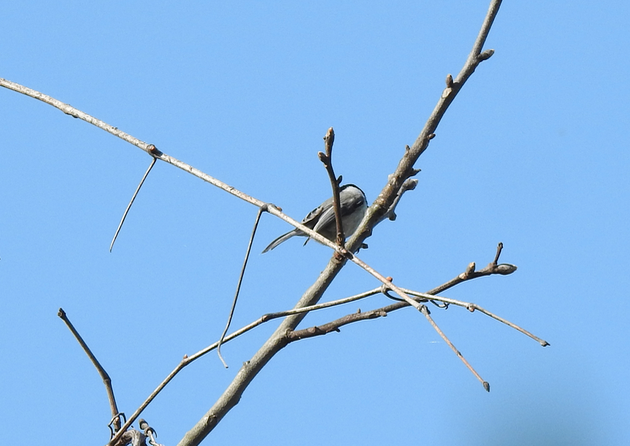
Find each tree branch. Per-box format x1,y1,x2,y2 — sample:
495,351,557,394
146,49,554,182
318,127,346,247
1,0,512,443
178,2,505,444
57,308,122,432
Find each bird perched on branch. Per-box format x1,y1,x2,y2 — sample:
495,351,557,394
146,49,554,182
262,184,367,253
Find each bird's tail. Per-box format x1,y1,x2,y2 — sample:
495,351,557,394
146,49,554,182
262,229,300,253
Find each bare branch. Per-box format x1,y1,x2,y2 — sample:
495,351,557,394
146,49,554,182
317,127,345,247
182,2,507,444
288,308,388,340
111,241,545,445
0,78,357,259
419,304,490,391
57,308,121,431
108,288,382,441
5,0,515,443
285,278,548,349
350,0,503,248
0,80,426,304
110,155,157,252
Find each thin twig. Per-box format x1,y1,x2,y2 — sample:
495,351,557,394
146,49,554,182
286,283,548,348
318,127,345,247
109,156,157,252
261,288,381,320
57,308,121,431
217,206,265,368
112,242,544,444
466,303,549,347
287,308,388,340
419,305,490,391
108,288,383,441
399,289,548,346
341,253,492,386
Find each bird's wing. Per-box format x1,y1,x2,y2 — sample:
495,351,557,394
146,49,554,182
312,192,363,234
301,197,331,228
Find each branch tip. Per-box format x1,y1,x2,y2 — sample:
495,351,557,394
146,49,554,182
493,242,504,264
495,263,517,275
483,381,490,392
323,127,335,157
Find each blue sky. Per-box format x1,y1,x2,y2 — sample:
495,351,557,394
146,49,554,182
1,1,629,445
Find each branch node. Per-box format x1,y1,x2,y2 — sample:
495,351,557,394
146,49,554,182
460,262,476,279
445,73,454,88
483,381,491,392
479,49,495,61
147,144,163,157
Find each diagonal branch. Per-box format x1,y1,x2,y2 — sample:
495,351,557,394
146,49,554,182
58,308,123,432
0,76,439,311
177,2,505,445
350,0,503,248
109,155,157,252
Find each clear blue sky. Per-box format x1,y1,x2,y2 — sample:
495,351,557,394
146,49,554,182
1,1,629,445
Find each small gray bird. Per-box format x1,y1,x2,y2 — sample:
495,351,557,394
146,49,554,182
262,184,367,253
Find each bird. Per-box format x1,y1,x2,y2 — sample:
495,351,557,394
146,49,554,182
262,184,367,253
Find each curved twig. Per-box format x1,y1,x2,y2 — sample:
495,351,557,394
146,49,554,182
217,206,265,368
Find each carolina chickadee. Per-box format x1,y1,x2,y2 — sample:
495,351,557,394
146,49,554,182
262,184,367,253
